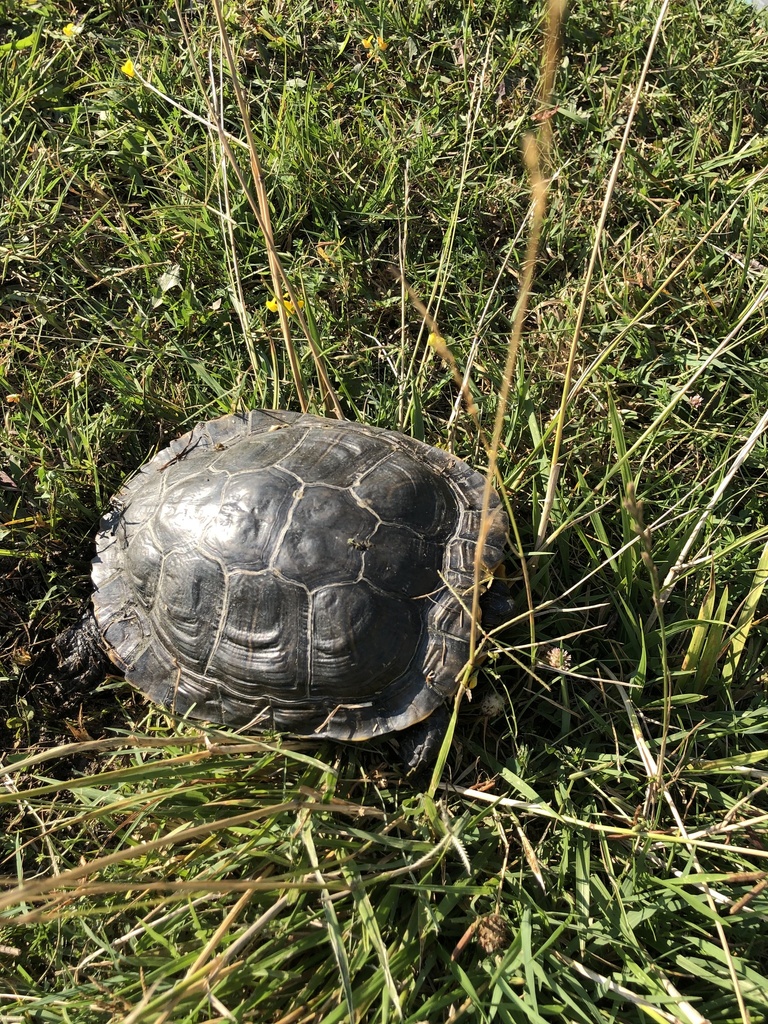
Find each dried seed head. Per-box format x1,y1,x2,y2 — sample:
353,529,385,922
475,913,509,954
478,690,507,717
543,644,572,671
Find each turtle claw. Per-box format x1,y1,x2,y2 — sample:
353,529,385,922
399,704,451,776
53,609,112,687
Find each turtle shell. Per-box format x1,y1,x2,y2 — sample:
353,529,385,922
91,410,508,741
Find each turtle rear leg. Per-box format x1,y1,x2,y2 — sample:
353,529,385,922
480,578,515,631
398,704,451,776
53,608,113,687
397,583,513,777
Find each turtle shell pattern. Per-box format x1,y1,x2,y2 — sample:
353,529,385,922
92,410,508,741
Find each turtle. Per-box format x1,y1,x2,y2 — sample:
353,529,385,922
55,409,510,771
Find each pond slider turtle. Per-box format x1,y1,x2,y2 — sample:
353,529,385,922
56,410,509,770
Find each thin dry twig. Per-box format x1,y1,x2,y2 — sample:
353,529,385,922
657,401,768,607
2,775,60,876
470,0,565,657
617,682,752,1024
470,134,547,661
207,47,263,382
540,0,672,544
209,0,308,410
149,887,257,1024
557,952,706,1024
409,40,496,395
176,0,345,417
391,268,490,451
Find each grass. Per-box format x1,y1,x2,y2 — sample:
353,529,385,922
2,0,768,1020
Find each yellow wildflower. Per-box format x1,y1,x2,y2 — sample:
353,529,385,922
266,294,304,316
362,34,387,53
121,58,135,78
63,22,82,37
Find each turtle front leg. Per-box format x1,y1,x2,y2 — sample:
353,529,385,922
53,607,113,687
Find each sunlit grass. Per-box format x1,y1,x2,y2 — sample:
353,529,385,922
2,0,768,1021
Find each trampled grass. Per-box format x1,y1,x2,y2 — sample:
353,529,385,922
2,0,768,1021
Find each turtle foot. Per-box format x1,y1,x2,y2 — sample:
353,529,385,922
53,608,112,687
480,579,515,631
398,704,451,776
